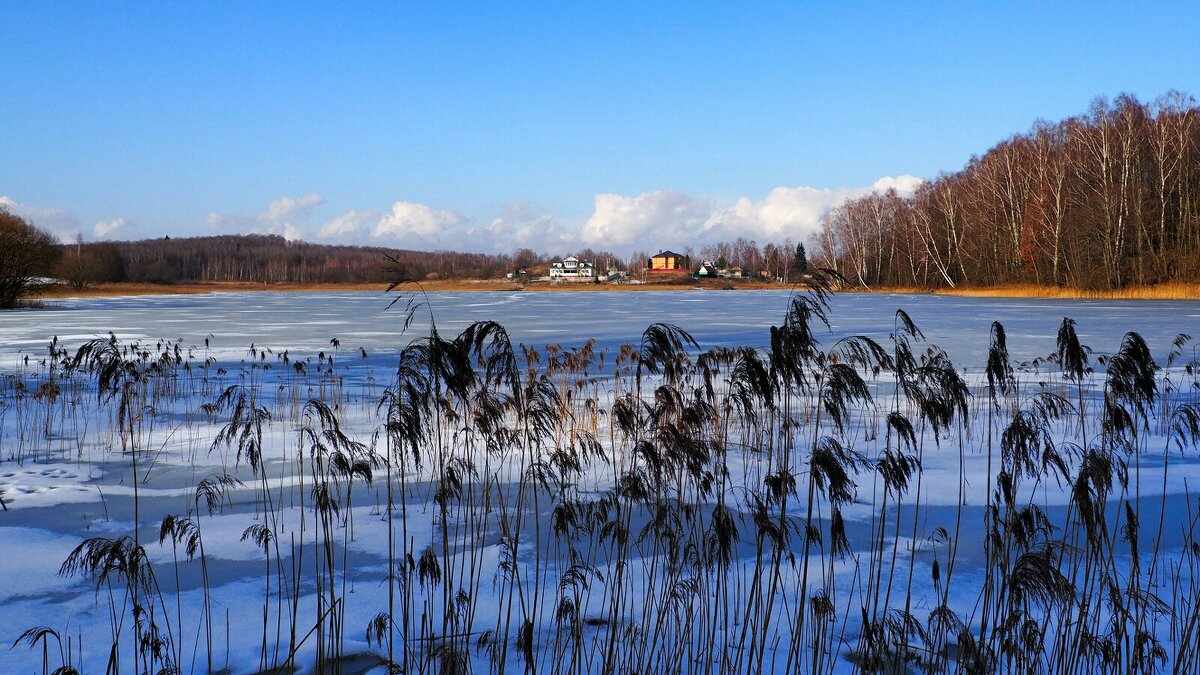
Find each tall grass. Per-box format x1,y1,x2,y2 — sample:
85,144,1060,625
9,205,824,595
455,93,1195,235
3,274,1199,673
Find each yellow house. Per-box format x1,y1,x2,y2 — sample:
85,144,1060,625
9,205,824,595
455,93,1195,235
647,250,689,273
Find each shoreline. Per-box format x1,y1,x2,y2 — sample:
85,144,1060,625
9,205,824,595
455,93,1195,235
30,279,1200,300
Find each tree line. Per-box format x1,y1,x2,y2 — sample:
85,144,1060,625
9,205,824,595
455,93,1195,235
61,237,794,287
816,91,1200,289
6,216,788,302
64,235,532,285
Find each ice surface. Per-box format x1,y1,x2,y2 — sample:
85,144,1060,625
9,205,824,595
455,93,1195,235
1,290,1198,673
7,290,1197,368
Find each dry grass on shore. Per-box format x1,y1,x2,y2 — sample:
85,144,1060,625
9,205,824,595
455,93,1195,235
929,281,1200,300
30,278,1200,300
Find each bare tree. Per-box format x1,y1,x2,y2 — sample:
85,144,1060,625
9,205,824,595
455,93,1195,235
1148,91,1198,277
0,208,60,308
1013,120,1077,285
1070,95,1146,288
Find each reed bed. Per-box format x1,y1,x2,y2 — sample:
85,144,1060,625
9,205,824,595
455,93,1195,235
929,281,1200,300
2,274,1199,674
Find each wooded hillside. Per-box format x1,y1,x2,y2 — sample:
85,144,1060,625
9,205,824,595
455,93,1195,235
816,92,1200,289
67,235,523,284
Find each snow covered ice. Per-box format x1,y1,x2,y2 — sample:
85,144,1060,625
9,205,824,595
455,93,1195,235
1,289,1199,673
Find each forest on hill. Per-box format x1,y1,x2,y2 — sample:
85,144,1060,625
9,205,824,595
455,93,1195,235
54,235,783,287
49,235,540,286
815,91,1200,290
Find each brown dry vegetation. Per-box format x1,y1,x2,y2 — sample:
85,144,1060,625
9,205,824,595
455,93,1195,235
927,281,1200,299
838,282,1200,299
32,278,1200,300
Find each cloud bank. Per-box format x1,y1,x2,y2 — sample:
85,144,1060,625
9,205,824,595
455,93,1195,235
316,200,571,253
312,175,923,255
4,176,922,255
577,175,922,253
207,193,326,241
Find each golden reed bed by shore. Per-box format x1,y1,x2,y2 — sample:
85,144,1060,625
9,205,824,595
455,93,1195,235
30,279,1200,300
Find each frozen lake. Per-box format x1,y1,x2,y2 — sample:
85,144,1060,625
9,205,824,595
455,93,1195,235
8,289,1200,369
2,289,1199,674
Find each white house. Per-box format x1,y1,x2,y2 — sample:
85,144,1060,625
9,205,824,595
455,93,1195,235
549,256,597,282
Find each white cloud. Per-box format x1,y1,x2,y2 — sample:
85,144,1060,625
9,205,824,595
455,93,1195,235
318,209,381,239
207,193,325,241
580,190,716,249
0,195,81,242
115,174,928,255
714,186,843,240
501,201,536,223
252,219,304,240
6,177,923,254
372,201,465,242
269,222,305,241
319,201,539,252
486,202,567,251
578,175,923,253
262,193,324,224
871,175,924,193
92,218,128,239
206,211,253,232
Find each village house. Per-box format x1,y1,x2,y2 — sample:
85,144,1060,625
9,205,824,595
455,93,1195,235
647,250,689,273
605,266,628,282
549,256,597,282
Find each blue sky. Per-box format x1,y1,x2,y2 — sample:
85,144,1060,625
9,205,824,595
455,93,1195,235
2,2,1198,254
